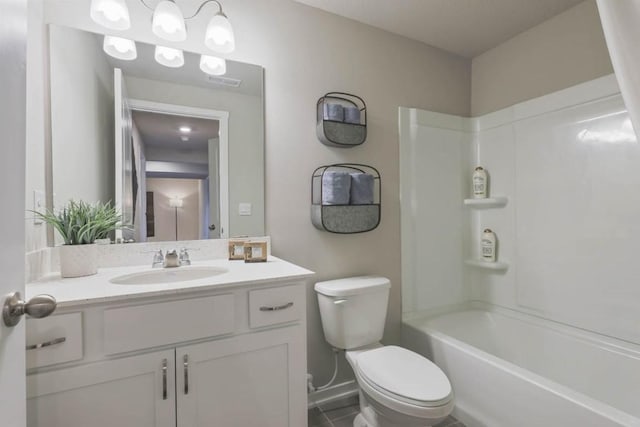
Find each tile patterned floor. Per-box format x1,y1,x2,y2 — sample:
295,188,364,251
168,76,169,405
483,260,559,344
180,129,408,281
309,395,465,427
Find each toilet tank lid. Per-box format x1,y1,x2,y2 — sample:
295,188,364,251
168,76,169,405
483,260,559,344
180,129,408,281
314,276,390,297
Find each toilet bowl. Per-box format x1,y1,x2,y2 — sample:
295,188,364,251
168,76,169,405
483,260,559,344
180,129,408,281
315,277,454,427
347,345,454,426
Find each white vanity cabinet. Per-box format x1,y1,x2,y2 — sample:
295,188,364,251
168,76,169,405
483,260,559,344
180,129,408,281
27,350,176,427
26,279,309,427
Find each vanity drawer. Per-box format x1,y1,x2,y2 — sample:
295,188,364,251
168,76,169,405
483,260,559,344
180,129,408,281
103,294,235,355
26,312,83,369
249,284,305,328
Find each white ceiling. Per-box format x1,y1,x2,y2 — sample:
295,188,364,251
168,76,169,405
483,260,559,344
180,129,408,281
292,0,585,58
132,110,218,152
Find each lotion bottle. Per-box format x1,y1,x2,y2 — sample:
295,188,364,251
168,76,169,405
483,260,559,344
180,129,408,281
481,229,496,262
472,166,488,198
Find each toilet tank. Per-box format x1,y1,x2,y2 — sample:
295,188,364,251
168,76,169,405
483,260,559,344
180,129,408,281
315,276,391,350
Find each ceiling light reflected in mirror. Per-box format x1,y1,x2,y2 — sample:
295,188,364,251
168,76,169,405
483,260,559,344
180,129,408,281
103,35,137,60
200,55,226,76
155,45,185,68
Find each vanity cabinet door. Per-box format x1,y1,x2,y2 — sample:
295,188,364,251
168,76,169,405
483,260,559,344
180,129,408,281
27,350,176,427
176,325,307,427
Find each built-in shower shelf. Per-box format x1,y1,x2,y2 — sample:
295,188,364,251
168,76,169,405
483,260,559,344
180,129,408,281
463,197,508,209
465,259,509,271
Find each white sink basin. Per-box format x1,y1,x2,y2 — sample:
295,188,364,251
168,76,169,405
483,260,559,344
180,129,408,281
110,266,229,285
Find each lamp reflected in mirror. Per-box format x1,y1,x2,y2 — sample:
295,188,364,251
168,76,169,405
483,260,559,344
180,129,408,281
169,197,183,241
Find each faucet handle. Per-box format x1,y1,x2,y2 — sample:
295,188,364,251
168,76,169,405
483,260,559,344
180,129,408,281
179,248,191,266
150,249,164,268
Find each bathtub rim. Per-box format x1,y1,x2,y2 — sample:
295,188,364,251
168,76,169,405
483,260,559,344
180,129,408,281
402,304,640,426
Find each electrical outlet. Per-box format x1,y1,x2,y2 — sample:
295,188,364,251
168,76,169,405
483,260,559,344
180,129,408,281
238,203,252,216
33,190,46,225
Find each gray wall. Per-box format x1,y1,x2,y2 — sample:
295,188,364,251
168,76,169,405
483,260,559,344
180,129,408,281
40,0,471,385
49,25,114,208
471,0,613,115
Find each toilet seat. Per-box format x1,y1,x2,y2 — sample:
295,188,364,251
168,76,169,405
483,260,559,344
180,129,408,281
354,346,453,409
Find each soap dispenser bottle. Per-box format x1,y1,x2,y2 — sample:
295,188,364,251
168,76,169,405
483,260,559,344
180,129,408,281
472,166,488,199
481,229,497,262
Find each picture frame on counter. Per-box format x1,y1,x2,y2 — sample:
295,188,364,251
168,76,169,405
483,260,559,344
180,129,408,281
244,241,268,263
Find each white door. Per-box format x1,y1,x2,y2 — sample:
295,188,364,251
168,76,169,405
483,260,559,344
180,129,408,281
208,138,221,238
0,0,28,426
114,68,134,241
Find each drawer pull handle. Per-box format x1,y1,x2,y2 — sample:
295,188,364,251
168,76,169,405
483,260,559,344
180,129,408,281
183,354,189,395
26,337,66,350
259,302,294,312
162,359,168,400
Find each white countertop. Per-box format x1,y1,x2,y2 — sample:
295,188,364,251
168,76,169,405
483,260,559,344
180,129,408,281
26,256,315,308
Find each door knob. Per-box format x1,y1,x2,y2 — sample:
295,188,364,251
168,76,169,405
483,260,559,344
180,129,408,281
209,224,216,231
3,292,57,327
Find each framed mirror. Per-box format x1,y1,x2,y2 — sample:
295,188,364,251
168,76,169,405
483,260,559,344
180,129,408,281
48,24,264,244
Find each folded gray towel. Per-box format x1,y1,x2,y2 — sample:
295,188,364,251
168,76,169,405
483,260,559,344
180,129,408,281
323,103,344,122
350,173,375,204
344,106,361,124
322,171,351,205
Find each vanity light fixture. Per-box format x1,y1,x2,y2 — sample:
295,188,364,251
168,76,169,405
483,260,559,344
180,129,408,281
179,126,192,133
154,45,185,68
103,35,137,60
90,0,131,30
140,0,235,53
152,1,187,42
204,2,235,54
200,55,226,76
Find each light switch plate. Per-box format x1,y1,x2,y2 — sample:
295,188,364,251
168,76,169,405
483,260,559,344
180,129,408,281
238,203,252,216
33,190,46,225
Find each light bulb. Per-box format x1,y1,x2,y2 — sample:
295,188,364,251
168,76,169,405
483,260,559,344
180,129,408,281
155,45,184,68
103,36,137,60
90,0,131,30
152,1,187,42
204,13,235,54
199,55,226,76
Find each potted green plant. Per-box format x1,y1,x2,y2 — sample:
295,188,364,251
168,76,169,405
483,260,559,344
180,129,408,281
33,200,122,278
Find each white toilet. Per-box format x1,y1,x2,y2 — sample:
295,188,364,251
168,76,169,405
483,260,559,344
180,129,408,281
315,276,454,427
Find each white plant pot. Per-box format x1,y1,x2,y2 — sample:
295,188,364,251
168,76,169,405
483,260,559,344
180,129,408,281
60,244,98,278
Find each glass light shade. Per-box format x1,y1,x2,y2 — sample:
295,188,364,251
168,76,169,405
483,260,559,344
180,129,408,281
200,55,226,76
155,46,184,68
169,198,184,208
90,0,131,30
204,14,235,54
103,36,137,60
152,1,187,42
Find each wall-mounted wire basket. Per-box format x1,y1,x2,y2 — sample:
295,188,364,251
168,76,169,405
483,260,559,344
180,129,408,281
316,92,367,148
311,164,381,234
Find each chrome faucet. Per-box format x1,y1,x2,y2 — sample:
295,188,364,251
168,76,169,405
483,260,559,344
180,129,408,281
150,248,191,268
179,248,191,266
151,250,164,268
163,250,180,268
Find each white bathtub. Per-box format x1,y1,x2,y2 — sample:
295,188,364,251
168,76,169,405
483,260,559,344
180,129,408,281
402,307,640,427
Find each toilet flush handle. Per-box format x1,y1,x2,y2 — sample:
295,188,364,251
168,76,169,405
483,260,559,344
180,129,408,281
333,299,347,305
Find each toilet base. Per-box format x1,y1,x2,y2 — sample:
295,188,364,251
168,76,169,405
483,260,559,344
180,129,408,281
354,390,446,427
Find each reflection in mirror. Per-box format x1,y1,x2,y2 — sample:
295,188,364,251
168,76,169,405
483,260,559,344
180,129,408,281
48,24,264,245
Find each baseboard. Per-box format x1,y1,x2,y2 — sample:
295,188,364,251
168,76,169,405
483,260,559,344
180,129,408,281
307,380,359,409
